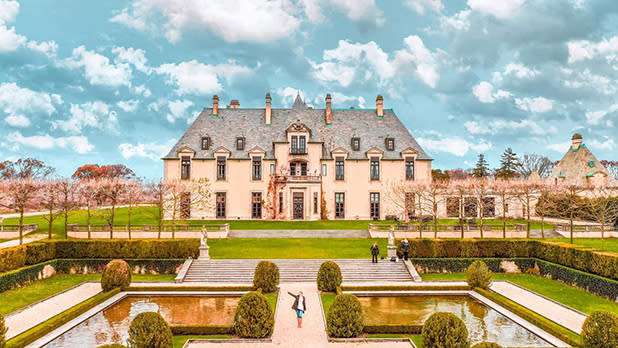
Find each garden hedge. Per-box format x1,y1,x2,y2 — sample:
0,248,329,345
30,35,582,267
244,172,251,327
581,311,618,348
326,294,364,338
317,261,343,292
363,324,422,334
170,325,233,335
233,291,274,338
253,261,279,293
421,312,469,348
127,312,173,348
101,260,131,292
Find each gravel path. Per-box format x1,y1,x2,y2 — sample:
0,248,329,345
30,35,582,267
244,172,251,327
0,234,47,249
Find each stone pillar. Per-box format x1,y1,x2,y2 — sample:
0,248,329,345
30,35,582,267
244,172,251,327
387,227,397,260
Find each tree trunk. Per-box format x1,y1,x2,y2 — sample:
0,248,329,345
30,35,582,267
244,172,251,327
540,215,545,239
48,206,53,239
64,209,68,239
87,206,91,240
502,201,507,239
128,205,132,240
601,223,605,251
110,204,115,239
569,211,574,244
526,196,531,239
19,209,24,245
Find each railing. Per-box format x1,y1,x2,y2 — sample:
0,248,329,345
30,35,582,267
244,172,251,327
555,223,616,233
67,223,228,232
289,149,307,155
0,224,38,233
275,175,321,182
368,222,528,239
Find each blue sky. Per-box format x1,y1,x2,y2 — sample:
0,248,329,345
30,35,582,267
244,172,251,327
1,0,618,179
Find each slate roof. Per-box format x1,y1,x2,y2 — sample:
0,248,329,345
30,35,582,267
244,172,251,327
163,96,431,161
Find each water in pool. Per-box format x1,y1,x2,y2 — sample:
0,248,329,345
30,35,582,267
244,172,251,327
44,295,240,347
358,295,550,347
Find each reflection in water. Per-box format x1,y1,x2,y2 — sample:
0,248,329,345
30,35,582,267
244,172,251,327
358,295,549,347
45,296,240,348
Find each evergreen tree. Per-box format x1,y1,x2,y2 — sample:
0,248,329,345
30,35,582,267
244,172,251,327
473,154,490,178
495,148,521,179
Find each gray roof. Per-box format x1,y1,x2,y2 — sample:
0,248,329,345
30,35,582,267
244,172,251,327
163,98,431,161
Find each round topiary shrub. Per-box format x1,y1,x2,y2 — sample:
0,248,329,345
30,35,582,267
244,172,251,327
466,260,492,289
101,259,131,292
422,312,470,348
471,343,502,348
0,313,7,348
97,344,127,348
317,261,342,292
234,291,274,338
127,312,172,348
581,310,618,348
326,294,364,338
253,261,279,293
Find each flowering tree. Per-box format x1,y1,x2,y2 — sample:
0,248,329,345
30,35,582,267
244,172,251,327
100,178,128,238
57,179,79,238
264,166,287,220
76,178,104,239
513,180,542,238
72,164,135,180
40,180,62,239
491,179,515,238
146,180,167,238
122,179,144,239
585,184,618,250
0,178,42,244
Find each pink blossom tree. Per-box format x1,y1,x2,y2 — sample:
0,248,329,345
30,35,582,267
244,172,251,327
100,178,128,238
0,178,42,244
57,179,79,238
491,179,515,238
39,180,62,239
76,178,104,239
122,179,144,239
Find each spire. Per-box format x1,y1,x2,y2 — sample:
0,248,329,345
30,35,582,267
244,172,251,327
292,91,305,109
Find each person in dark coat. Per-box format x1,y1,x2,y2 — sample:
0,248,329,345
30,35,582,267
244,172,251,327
401,238,410,261
370,242,380,263
288,290,307,328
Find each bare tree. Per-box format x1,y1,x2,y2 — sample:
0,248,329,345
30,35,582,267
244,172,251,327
0,178,42,244
76,179,104,239
146,180,167,238
513,180,541,238
536,182,558,239
601,160,618,180
100,178,128,238
123,179,144,239
491,179,515,238
558,183,587,244
423,181,448,238
450,180,474,238
585,184,618,250
0,158,54,180
517,154,555,179
40,180,62,239
164,178,213,238
57,179,79,239
471,178,492,238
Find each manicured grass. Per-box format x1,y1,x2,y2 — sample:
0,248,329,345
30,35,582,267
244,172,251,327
265,293,278,313
321,293,336,316
0,273,176,315
550,237,618,253
173,335,230,348
209,238,388,259
420,273,618,315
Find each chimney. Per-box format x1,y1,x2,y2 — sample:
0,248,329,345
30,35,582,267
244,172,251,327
376,95,384,117
325,93,332,125
572,133,583,149
265,93,272,125
230,100,240,109
212,95,219,116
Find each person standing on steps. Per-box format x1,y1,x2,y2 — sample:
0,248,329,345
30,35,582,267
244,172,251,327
370,242,380,263
288,290,306,328
401,238,410,261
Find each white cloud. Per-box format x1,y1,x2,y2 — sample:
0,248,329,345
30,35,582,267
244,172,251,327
301,0,384,26
5,114,30,127
156,60,251,96
406,0,443,14
52,101,115,134
585,104,618,125
567,37,618,63
63,46,132,87
0,2,60,55
112,46,150,74
471,81,511,103
514,97,553,113
547,141,571,153
118,139,175,161
0,24,26,52
493,62,539,83
439,9,471,31
467,0,525,19
465,119,556,136
166,99,194,123
417,132,492,157
110,0,301,43
117,99,140,113
133,84,152,97
588,138,616,151
7,131,94,154
0,82,60,127
0,1,20,24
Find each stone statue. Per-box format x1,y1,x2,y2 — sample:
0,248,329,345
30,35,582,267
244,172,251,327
200,226,208,247
388,227,395,246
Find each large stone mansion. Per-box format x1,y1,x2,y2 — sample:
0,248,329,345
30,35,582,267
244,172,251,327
163,93,432,220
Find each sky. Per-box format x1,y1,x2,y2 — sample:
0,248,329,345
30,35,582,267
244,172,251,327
1,0,618,179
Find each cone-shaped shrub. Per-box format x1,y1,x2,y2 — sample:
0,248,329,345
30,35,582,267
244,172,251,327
253,261,279,293
471,343,502,348
101,259,131,292
326,294,364,338
234,291,274,338
0,313,7,348
317,261,342,292
466,260,492,289
127,312,172,348
422,312,470,348
581,311,618,348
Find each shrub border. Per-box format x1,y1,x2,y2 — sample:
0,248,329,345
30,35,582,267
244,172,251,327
341,285,470,291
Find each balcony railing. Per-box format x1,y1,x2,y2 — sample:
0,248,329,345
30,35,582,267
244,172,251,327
289,148,307,155
275,175,321,182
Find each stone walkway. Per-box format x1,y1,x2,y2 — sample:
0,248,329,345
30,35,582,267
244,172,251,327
0,234,47,249
185,283,414,348
5,282,102,340
229,230,369,238
490,281,587,333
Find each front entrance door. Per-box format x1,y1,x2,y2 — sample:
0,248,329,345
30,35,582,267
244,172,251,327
293,193,304,219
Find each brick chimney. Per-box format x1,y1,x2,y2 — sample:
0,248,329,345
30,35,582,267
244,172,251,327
325,93,332,125
572,133,583,149
230,100,240,108
265,93,272,125
376,95,383,117
212,95,219,116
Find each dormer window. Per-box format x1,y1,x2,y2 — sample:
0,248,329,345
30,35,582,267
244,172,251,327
181,156,191,180
236,137,245,150
290,135,306,154
351,137,360,151
201,137,210,150
385,138,395,151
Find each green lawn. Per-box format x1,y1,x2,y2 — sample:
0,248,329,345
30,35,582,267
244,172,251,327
549,238,618,253
421,273,618,315
321,293,335,316
0,273,175,315
173,335,230,348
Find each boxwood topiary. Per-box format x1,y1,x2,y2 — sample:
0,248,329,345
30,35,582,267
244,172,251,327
581,310,618,348
101,259,132,292
422,312,470,348
253,261,279,293
234,291,274,338
326,294,364,338
471,343,502,348
466,260,492,289
317,261,342,292
127,312,172,348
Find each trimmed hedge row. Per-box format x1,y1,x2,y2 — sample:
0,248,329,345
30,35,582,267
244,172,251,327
0,260,56,293
363,324,422,334
170,325,233,335
341,285,471,291
126,286,253,292
411,258,536,274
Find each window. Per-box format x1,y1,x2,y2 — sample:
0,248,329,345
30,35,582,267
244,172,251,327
299,136,306,154
335,193,345,219
300,163,307,176
252,192,262,219
236,137,245,150
216,193,226,218
446,197,460,218
483,197,496,218
291,136,298,153
252,157,262,180
351,137,360,151
290,162,307,176
370,193,380,220
464,197,478,218
270,163,275,175
313,192,318,214
201,137,210,150
322,164,327,176
335,157,344,180
181,156,191,180
370,157,380,180
279,192,283,214
290,135,306,154
217,156,226,180
405,158,414,180
180,192,191,219
385,138,395,151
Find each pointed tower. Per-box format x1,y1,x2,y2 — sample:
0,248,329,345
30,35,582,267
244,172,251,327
292,91,305,109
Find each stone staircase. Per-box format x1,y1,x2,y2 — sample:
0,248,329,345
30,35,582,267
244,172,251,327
181,259,413,283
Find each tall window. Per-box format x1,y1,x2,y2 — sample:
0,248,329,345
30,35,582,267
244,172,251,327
313,192,318,214
335,157,344,180
216,193,226,218
290,162,307,176
464,197,478,218
181,156,191,180
252,157,262,180
351,137,360,151
299,136,306,154
279,192,283,214
370,193,380,220
236,137,245,150
405,158,414,180
201,137,210,150
217,156,226,180
252,192,262,219
291,136,298,153
370,157,380,180
335,193,345,219
180,192,191,218
483,197,496,218
270,163,275,175
322,164,327,176
385,138,395,151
